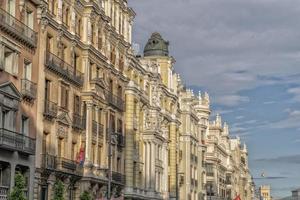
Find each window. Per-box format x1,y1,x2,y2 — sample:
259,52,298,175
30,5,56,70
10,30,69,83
98,29,102,49
57,138,63,157
117,85,122,98
110,114,115,132
60,83,69,110
117,119,122,133
4,47,18,75
91,24,95,44
71,143,76,160
73,95,80,114
46,34,53,52
117,157,121,172
110,47,116,65
45,79,51,101
7,0,15,16
21,116,29,136
23,61,32,80
24,8,33,29
74,53,79,72
42,133,47,154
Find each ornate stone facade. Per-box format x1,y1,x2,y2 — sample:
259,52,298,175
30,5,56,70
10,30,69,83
0,0,254,199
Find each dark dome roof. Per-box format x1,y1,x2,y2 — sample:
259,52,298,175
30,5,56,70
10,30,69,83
144,32,169,57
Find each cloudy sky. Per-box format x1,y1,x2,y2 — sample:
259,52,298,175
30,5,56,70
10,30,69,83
129,0,300,198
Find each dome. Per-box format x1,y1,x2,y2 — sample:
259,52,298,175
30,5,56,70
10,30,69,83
143,32,169,57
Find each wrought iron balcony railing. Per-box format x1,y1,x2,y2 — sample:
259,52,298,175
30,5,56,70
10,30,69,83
0,128,35,155
0,8,37,48
106,91,124,111
21,79,37,100
112,171,125,185
72,114,85,130
45,51,84,86
41,154,83,176
44,100,58,119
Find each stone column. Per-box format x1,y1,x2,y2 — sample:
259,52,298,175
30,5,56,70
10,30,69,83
169,122,178,199
94,106,100,167
150,142,156,190
102,108,108,167
124,92,134,189
10,163,16,189
85,102,93,165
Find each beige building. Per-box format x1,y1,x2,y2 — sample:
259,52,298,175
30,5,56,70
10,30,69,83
206,115,254,200
178,89,209,200
34,0,134,199
124,32,180,200
0,0,39,198
0,0,255,198
260,185,271,200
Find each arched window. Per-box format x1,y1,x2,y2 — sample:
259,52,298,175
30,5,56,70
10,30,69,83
78,18,82,37
98,29,102,49
110,47,116,65
119,55,124,72
65,8,70,27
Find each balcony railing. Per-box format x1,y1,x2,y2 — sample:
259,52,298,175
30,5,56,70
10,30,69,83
0,128,35,155
106,91,124,111
41,154,83,176
45,51,84,86
72,114,85,130
21,79,37,100
44,100,58,119
0,186,9,200
112,171,125,185
0,8,37,48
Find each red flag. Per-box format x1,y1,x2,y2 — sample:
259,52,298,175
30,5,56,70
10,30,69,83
234,195,241,200
76,147,85,165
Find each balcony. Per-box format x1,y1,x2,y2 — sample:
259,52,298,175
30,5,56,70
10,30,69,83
0,128,35,155
112,171,125,185
72,114,85,130
21,79,37,100
44,100,58,119
41,154,83,176
0,8,37,48
45,52,84,86
0,186,9,200
106,91,124,111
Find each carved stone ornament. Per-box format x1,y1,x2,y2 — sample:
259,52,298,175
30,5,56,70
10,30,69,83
57,124,68,139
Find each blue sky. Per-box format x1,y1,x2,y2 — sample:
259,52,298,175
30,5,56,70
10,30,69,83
129,0,300,198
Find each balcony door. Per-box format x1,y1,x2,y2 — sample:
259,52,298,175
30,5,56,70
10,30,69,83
21,116,29,136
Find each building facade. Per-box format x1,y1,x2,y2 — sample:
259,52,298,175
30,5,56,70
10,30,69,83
178,89,209,200
0,0,39,198
0,0,255,199
206,115,254,200
124,32,180,200
34,0,134,199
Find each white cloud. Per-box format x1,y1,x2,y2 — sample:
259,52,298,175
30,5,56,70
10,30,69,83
214,95,249,107
288,87,300,102
269,109,300,129
130,0,300,107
